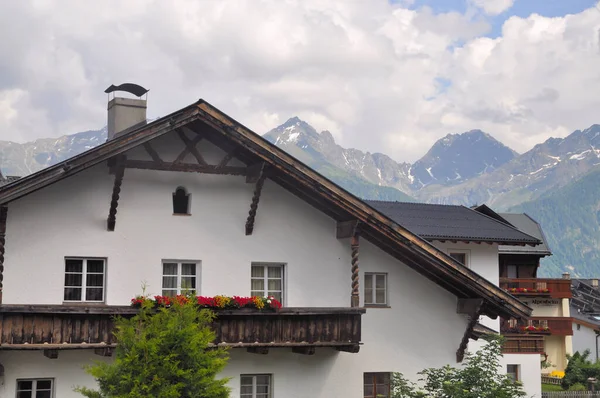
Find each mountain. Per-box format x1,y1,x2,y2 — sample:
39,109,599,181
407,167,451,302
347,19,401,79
263,117,415,201
410,130,518,188
510,166,600,278
417,124,600,209
0,128,107,176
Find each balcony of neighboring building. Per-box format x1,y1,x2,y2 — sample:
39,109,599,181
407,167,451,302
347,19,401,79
502,335,545,354
500,278,572,299
0,305,365,354
500,317,574,337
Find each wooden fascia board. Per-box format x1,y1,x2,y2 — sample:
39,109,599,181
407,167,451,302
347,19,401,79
195,101,532,320
0,105,202,205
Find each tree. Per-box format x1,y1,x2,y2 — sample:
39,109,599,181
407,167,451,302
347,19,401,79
562,350,600,390
76,299,230,398
390,335,527,398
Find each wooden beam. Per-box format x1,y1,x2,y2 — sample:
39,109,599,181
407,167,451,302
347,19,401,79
94,347,113,357
107,156,126,231
336,220,359,239
218,149,236,168
245,163,267,235
124,160,247,176
43,349,59,359
292,346,316,355
351,234,360,307
247,347,269,355
0,205,6,304
246,162,266,183
456,299,483,362
176,128,206,165
143,142,164,164
457,298,484,315
335,345,360,353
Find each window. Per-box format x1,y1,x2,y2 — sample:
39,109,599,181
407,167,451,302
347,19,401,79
364,273,387,306
449,250,470,267
64,258,105,302
507,265,518,278
17,379,54,398
364,372,390,398
162,261,198,296
507,364,520,381
240,374,272,398
173,187,190,215
251,264,283,303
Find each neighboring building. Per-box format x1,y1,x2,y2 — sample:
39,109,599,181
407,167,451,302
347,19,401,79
0,92,532,398
366,201,546,397
571,279,600,361
494,212,573,374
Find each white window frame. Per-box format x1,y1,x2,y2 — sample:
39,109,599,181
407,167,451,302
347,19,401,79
161,260,200,296
364,272,388,306
448,249,470,268
16,378,55,398
251,263,284,304
240,374,272,398
64,257,106,303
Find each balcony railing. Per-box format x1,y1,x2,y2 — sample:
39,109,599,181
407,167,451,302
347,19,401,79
501,317,573,336
500,278,572,299
0,305,365,353
502,335,545,354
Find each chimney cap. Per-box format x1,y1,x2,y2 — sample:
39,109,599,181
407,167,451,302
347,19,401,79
104,83,149,98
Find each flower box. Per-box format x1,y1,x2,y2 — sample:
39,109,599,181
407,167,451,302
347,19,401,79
131,294,282,311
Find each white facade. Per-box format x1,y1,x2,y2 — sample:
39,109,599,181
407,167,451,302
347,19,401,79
572,321,600,361
0,133,475,397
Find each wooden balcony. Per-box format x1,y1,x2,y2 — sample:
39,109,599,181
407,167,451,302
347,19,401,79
0,305,365,354
500,278,572,299
502,335,545,354
501,317,573,336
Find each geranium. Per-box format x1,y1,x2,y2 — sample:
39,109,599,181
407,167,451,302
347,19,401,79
131,294,282,311
154,295,172,307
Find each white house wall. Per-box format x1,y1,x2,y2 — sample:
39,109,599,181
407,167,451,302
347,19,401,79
502,354,542,398
1,133,471,397
572,323,599,361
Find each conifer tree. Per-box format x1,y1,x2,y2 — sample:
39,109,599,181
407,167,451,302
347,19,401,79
76,299,230,398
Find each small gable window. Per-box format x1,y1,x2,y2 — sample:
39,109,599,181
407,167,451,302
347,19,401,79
173,187,190,215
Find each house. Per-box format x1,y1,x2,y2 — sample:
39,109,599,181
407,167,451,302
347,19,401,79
571,279,600,361
367,201,570,395
0,89,532,398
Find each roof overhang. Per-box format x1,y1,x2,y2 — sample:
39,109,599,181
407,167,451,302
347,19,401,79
0,99,532,320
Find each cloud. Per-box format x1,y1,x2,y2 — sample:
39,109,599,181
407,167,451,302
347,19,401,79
470,0,515,16
0,0,599,164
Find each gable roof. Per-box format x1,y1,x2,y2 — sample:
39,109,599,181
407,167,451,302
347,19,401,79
0,99,532,320
366,201,541,246
497,213,552,256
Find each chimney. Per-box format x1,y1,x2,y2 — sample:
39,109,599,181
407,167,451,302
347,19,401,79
592,279,599,288
105,83,149,140
562,272,571,280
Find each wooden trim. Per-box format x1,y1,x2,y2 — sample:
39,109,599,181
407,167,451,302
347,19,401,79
456,299,483,362
142,142,164,164
245,163,267,235
176,128,206,166
351,234,360,307
336,220,359,239
43,349,59,359
292,346,316,355
124,160,247,175
0,205,6,304
107,156,126,231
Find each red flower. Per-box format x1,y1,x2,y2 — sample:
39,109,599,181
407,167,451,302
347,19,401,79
154,295,172,306
232,296,252,308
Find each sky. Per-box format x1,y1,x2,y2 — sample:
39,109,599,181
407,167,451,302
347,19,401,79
1,0,600,162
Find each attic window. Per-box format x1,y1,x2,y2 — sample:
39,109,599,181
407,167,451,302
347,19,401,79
173,187,190,215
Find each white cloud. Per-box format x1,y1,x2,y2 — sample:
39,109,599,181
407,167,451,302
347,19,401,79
0,0,599,164
470,0,515,16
